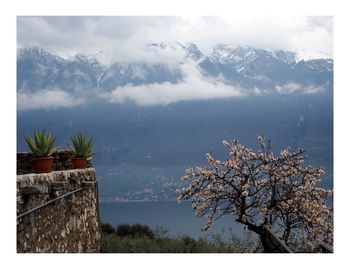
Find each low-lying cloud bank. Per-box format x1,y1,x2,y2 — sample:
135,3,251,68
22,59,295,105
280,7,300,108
17,66,328,110
275,83,325,94
17,89,84,111
99,63,245,106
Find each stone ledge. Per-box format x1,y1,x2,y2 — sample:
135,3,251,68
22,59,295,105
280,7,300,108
17,168,96,214
17,150,93,175
17,168,96,181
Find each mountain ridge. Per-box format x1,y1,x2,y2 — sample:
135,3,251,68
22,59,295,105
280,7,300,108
17,44,333,98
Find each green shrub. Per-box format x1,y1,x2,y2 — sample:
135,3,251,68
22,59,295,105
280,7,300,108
24,129,60,157
101,223,115,234
101,223,258,253
69,133,94,157
102,233,161,253
115,223,155,239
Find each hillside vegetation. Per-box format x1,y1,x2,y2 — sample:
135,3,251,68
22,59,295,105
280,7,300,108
101,223,258,253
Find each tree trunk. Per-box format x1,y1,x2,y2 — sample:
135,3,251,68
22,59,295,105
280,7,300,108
242,222,293,253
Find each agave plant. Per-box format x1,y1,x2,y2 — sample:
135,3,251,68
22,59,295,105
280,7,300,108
24,129,60,157
70,134,95,158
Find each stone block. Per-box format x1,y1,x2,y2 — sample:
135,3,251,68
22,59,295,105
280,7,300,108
22,185,49,196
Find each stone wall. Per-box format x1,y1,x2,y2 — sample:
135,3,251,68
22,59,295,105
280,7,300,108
17,150,92,175
17,168,101,253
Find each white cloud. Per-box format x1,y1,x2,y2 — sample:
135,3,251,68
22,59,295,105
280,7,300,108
17,16,333,63
99,63,245,106
275,83,325,94
17,89,84,110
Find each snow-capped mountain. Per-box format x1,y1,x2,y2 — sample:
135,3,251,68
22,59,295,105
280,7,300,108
199,44,332,89
147,42,204,61
17,44,333,95
17,47,66,66
99,62,182,91
210,45,298,67
17,47,105,93
296,49,332,62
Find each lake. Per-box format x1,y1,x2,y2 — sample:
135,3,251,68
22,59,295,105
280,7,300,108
99,200,244,239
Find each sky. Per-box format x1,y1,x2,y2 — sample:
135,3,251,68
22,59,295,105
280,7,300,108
16,16,333,109
17,16,333,63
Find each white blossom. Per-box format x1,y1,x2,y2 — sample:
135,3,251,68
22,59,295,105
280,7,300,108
242,191,249,197
176,136,333,252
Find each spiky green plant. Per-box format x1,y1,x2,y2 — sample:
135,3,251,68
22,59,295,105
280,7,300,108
24,129,60,157
70,134,95,158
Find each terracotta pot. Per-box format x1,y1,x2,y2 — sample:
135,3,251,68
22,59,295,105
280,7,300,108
33,157,54,173
72,157,87,169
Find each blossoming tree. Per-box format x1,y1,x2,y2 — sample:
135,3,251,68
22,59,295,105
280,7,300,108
176,136,333,252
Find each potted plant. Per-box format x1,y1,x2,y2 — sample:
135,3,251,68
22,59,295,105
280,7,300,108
24,129,60,173
69,133,95,169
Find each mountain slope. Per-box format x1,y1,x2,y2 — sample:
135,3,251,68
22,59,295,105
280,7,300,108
17,44,333,96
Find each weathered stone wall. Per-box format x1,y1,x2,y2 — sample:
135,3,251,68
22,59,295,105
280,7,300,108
17,168,101,253
17,150,92,175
